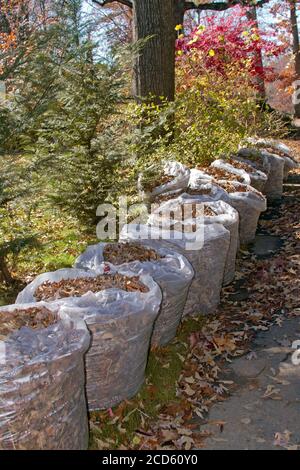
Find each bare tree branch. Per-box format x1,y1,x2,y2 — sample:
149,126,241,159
92,0,270,14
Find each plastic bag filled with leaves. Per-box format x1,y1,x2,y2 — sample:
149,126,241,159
17,267,162,410
244,138,298,180
75,241,194,347
189,167,249,187
138,161,190,203
186,177,266,245
120,223,230,317
148,195,238,285
216,181,267,245
0,302,90,450
238,147,284,201
211,158,268,192
180,197,239,286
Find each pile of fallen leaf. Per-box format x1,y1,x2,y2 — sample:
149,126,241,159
197,166,245,183
228,158,256,174
150,188,218,212
217,181,243,193
153,191,184,204
238,150,263,163
0,306,57,340
217,181,264,199
237,155,266,173
144,175,174,193
89,146,300,450
103,243,161,265
35,274,149,301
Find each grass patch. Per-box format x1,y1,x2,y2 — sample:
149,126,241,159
0,284,20,306
0,205,97,306
89,316,206,450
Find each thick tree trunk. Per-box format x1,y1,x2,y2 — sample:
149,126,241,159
291,0,300,120
246,6,266,100
132,0,175,102
174,0,186,29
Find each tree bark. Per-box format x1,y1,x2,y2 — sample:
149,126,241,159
95,0,272,103
246,6,266,100
290,0,300,120
132,0,175,103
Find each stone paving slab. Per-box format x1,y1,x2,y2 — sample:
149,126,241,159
200,317,300,450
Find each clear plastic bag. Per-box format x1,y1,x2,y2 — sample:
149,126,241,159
138,161,190,203
17,268,162,410
120,223,230,316
0,302,90,450
238,148,284,200
188,176,231,200
75,242,194,346
257,151,284,201
245,137,292,156
148,195,238,285
189,168,249,186
211,158,267,192
234,152,271,179
243,138,298,180
217,181,267,244
184,198,239,285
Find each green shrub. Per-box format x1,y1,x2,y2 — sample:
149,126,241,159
129,61,287,170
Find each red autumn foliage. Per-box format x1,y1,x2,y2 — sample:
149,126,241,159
176,6,285,83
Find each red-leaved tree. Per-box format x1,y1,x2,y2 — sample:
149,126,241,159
176,5,284,93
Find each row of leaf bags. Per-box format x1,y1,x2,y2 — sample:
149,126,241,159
2,140,296,449
131,139,298,319
140,139,298,233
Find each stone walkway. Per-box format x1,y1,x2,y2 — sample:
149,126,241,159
201,316,300,450
200,175,300,450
